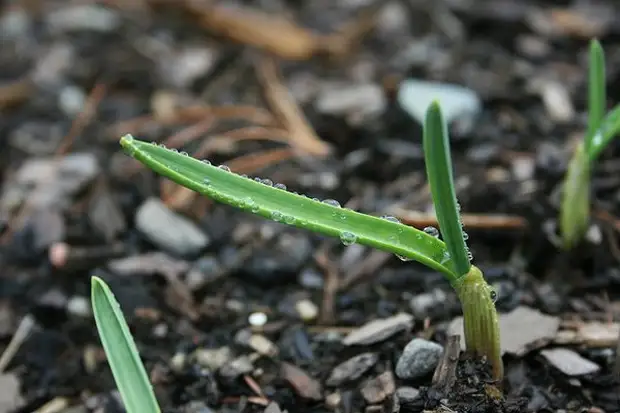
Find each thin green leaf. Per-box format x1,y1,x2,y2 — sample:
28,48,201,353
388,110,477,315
585,104,620,162
422,101,471,277
585,39,606,155
91,276,160,413
120,135,458,282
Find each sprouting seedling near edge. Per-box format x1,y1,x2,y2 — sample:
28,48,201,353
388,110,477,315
560,39,620,250
119,102,503,381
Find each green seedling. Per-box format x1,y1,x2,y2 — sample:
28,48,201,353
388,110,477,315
119,102,503,380
560,39,620,249
91,276,161,413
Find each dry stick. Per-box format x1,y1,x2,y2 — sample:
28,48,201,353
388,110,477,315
315,244,339,325
0,315,35,372
389,208,528,230
157,0,322,61
108,105,275,138
431,335,461,396
338,250,391,291
256,57,333,157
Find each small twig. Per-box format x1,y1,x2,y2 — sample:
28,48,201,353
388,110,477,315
256,57,332,157
338,250,391,291
431,335,461,396
55,81,107,156
0,314,35,372
390,208,528,230
314,244,338,325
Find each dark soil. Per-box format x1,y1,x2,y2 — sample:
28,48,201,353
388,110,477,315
1,0,620,412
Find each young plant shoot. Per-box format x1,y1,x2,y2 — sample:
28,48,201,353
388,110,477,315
560,39,620,249
91,276,161,413
119,103,503,380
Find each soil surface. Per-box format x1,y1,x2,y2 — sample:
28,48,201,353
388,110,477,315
1,0,620,412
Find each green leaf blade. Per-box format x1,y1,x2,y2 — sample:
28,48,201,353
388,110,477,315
585,39,606,155
586,104,620,162
120,135,458,282
422,101,471,277
91,276,160,413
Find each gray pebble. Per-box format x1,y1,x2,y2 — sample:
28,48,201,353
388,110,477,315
136,197,209,256
395,338,443,380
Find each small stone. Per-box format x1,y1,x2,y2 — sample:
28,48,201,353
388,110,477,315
1,153,99,211
578,322,620,346
59,85,87,116
360,371,396,404
398,79,481,135
392,386,421,412
448,306,560,356
280,362,322,401
249,312,268,327
326,353,379,386
343,313,413,346
46,5,120,33
315,82,386,126
67,296,91,318
395,338,443,380
540,348,600,376
538,80,574,122
295,299,318,322
409,289,447,319
298,267,324,289
0,373,25,411
158,46,218,89
219,356,254,379
264,402,284,413
135,198,209,256
193,347,232,371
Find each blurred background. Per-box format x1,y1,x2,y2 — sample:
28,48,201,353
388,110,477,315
0,0,619,412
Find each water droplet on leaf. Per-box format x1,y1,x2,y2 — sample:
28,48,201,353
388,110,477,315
322,199,341,208
340,231,357,246
274,183,287,190
423,226,439,238
218,165,231,172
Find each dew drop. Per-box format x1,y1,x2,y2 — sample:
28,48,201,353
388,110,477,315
283,215,296,225
312,197,320,202
440,250,451,264
271,211,283,222
180,151,188,156
274,183,287,190
203,178,211,186
462,231,469,241
423,226,439,238
202,159,212,165
489,288,498,303
322,199,341,208
381,215,401,224
339,231,357,246
262,179,273,186
396,254,413,262
241,174,248,178
218,165,231,172
171,148,179,153
467,249,473,262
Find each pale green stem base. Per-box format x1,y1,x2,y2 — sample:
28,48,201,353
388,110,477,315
452,266,503,381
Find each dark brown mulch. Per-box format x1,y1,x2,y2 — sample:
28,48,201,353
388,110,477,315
1,0,620,412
